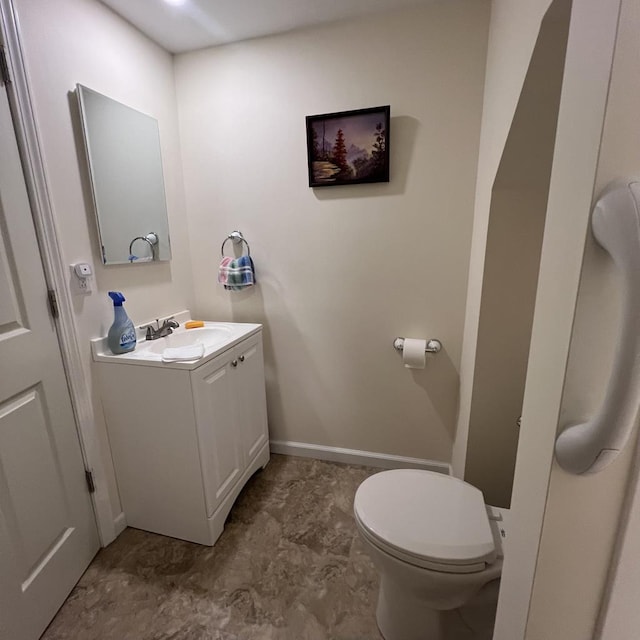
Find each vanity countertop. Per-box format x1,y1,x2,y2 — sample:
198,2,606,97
91,311,261,370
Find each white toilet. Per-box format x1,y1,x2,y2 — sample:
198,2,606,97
354,469,506,640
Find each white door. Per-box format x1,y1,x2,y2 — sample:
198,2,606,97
493,0,640,637
0,62,99,639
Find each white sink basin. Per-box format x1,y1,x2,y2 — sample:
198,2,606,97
141,326,233,355
91,316,262,369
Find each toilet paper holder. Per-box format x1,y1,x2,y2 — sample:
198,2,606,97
393,337,442,354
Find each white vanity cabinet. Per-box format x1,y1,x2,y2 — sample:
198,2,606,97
95,325,269,546
192,334,269,520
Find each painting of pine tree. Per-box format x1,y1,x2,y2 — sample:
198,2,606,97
306,106,390,187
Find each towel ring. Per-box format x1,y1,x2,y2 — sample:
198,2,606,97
129,232,158,262
221,230,251,257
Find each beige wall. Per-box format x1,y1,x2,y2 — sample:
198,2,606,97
526,0,640,635
174,0,490,462
465,190,547,506
14,0,195,520
465,3,569,507
451,0,554,477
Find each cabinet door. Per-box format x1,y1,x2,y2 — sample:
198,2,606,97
236,335,269,463
192,354,243,517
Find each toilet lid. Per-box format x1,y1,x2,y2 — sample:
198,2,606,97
354,470,496,569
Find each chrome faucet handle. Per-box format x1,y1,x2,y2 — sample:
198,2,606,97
157,318,179,338
144,319,163,340
144,318,179,340
145,324,161,340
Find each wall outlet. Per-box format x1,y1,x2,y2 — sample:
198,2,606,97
70,262,93,295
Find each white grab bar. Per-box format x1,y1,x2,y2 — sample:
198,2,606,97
555,179,640,474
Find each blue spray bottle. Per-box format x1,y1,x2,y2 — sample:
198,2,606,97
107,292,137,354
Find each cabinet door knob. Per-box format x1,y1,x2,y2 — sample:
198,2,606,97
231,359,238,367
239,355,245,362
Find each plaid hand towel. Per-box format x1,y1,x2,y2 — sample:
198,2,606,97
217,255,255,291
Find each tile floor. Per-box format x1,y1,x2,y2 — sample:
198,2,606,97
42,454,383,640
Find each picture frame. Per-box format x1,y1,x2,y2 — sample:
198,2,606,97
306,105,390,187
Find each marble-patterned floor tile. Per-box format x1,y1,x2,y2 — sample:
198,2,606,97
41,454,383,640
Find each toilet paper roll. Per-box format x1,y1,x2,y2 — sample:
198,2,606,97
402,338,426,369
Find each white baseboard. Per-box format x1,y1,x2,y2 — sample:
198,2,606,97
269,440,451,474
113,512,127,538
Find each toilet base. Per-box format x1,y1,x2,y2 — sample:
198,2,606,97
376,574,497,640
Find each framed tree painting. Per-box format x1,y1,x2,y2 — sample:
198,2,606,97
306,105,390,187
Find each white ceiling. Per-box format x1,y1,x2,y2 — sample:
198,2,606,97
99,0,433,54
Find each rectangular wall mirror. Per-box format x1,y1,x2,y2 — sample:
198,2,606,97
76,84,172,265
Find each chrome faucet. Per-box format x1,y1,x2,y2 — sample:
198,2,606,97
144,318,179,341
